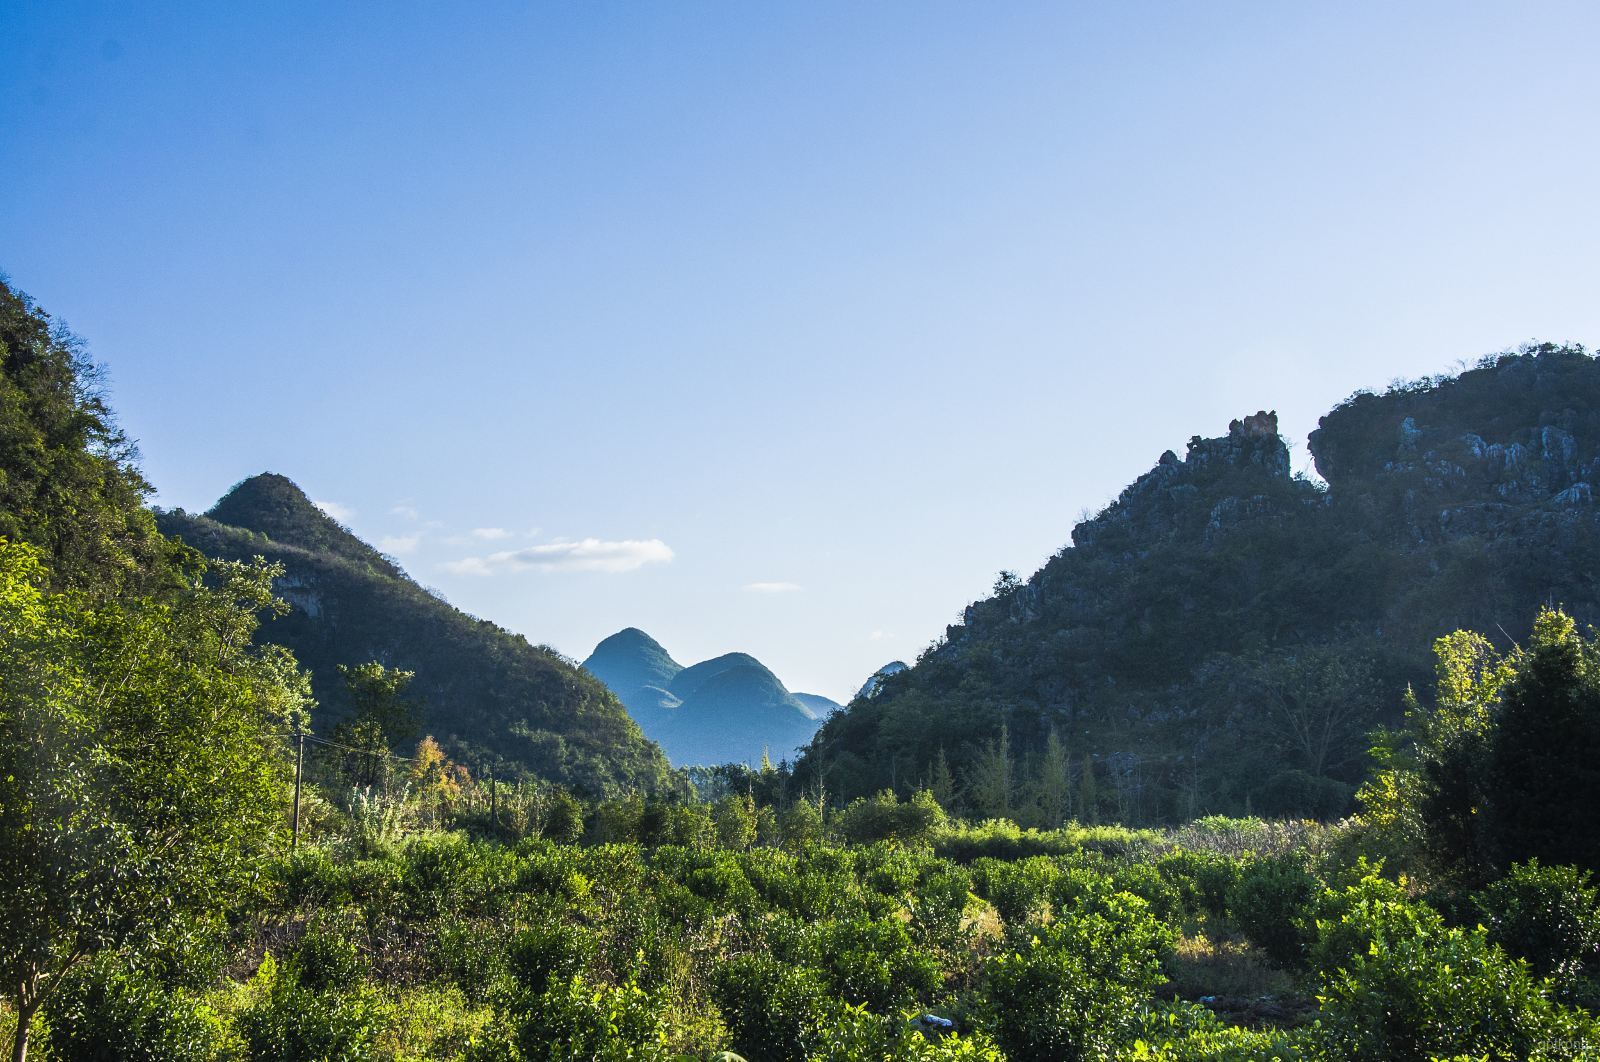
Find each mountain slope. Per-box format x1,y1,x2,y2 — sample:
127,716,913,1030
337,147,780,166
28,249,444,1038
581,632,828,766
796,345,1600,824
158,474,671,794
656,665,824,767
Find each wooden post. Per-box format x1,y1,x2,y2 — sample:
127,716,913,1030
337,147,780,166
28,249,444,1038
490,769,498,829
291,730,305,853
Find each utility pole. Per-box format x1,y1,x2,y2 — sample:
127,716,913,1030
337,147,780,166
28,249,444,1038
291,729,305,853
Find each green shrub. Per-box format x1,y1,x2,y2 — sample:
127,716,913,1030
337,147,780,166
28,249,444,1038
974,857,1058,930
712,954,840,1062
512,976,671,1061
507,918,596,995
1122,1002,1316,1060
236,954,377,1062
809,917,942,1012
290,915,366,993
1317,923,1599,1061
1473,860,1600,990
1226,856,1319,969
983,889,1173,1061
1308,870,1442,977
46,960,227,1062
1155,849,1240,921
432,922,511,1004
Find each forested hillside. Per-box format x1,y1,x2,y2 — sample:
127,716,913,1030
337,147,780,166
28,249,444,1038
798,346,1600,824
159,476,671,794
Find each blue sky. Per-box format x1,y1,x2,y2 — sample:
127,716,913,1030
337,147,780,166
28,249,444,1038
4,2,1599,702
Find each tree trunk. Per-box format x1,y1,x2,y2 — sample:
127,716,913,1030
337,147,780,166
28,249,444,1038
10,1001,35,1062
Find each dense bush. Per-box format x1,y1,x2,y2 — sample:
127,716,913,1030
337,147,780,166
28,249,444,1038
984,889,1173,1061
1226,855,1320,969
511,976,671,1061
46,961,228,1062
1317,922,1599,1060
236,954,378,1062
1474,860,1600,994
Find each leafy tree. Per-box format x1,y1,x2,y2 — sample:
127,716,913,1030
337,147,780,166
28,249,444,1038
1245,646,1383,780
835,789,945,847
1485,609,1600,875
779,797,824,850
0,279,183,596
713,793,759,850
1361,610,1600,882
0,541,307,1061
924,746,956,809
1078,754,1101,825
331,662,418,791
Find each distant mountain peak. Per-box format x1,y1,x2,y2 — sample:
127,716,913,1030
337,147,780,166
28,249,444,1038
206,472,400,576
593,627,673,654
582,634,825,766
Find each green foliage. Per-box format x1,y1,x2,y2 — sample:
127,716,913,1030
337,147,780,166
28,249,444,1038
46,958,228,1062
1316,921,1599,1061
1122,1004,1316,1061
1486,610,1600,875
1155,850,1240,921
1362,609,1600,884
712,954,842,1062
237,953,377,1062
507,919,597,996
808,917,942,1012
983,887,1174,1061
1473,860,1600,992
1226,856,1320,969
289,916,366,994
0,541,305,1057
836,789,947,846
0,279,184,595
511,975,671,1061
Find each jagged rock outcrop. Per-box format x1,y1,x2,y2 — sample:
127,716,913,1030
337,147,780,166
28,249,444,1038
796,345,1600,824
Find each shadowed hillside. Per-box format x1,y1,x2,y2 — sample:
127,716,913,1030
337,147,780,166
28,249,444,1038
158,475,671,794
797,345,1600,824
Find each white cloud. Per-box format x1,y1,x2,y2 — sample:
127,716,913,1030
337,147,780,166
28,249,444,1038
445,538,673,576
868,629,892,641
378,534,421,556
390,504,420,522
471,527,512,540
314,499,355,522
744,581,802,593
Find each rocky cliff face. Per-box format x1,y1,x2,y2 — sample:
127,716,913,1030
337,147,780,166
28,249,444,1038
1312,345,1600,543
797,345,1600,824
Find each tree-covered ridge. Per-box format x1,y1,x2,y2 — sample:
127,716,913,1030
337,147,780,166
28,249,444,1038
799,346,1600,824
159,480,672,795
206,472,407,579
0,278,186,594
